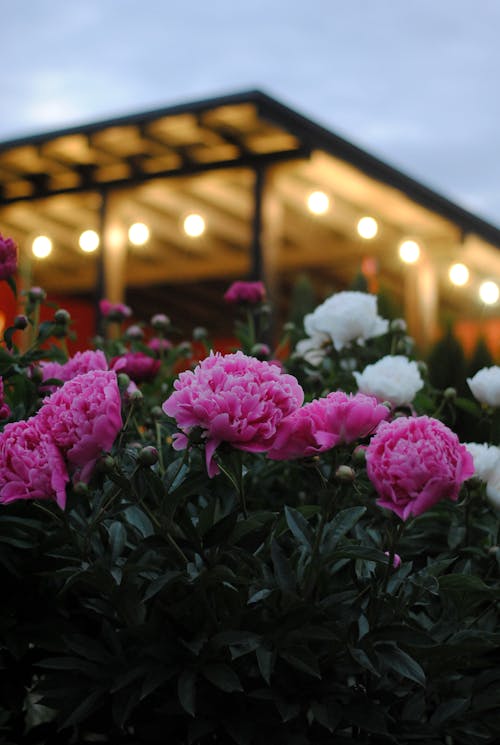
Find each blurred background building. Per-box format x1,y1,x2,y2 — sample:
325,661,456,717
1,90,499,356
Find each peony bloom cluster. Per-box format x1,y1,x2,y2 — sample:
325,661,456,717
0,378,10,420
467,366,500,408
111,351,161,382
268,391,389,460
0,420,69,509
366,416,474,520
99,299,132,321
41,350,108,389
466,442,500,508
163,351,304,476
0,371,123,508
0,233,17,281
224,281,266,305
353,355,424,407
38,371,123,483
303,291,389,352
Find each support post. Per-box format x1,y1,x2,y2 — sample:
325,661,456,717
404,252,439,353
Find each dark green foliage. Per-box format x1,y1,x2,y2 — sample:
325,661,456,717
0,287,499,744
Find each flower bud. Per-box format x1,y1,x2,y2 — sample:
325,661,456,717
98,454,116,473
73,481,90,496
444,387,457,401
282,322,295,333
192,326,208,341
151,405,164,419
54,308,71,325
28,286,46,302
177,341,192,356
151,313,170,330
250,343,271,359
125,324,144,341
137,446,159,466
13,314,28,330
117,373,131,390
384,551,402,568
128,388,144,402
390,318,407,334
335,465,355,482
352,446,367,465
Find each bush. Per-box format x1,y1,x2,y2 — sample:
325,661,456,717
0,273,500,745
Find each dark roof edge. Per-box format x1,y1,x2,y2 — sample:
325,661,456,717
0,90,266,149
252,91,500,246
1,88,499,246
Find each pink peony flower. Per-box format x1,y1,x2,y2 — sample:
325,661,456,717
162,351,304,476
40,350,108,390
99,299,132,320
0,233,17,281
384,551,402,568
224,281,266,305
148,338,172,355
268,391,389,460
0,419,69,509
0,378,10,420
366,416,474,521
37,371,123,482
111,352,161,382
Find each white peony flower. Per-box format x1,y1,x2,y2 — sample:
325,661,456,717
467,366,500,408
353,355,424,407
486,463,500,509
465,442,500,482
293,333,330,367
304,291,388,351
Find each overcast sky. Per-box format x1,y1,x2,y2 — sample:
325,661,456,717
3,0,500,226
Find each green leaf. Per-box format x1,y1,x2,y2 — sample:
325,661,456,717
376,642,426,686
430,698,469,727
247,588,273,604
256,647,274,685
280,646,321,679
203,510,239,548
211,630,262,659
60,689,105,729
143,570,183,601
271,540,296,593
349,646,380,677
310,700,342,733
202,663,243,692
124,506,154,537
177,669,197,716
321,507,366,554
284,505,314,550
108,521,127,561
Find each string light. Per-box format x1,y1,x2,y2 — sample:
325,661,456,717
79,230,99,253
32,235,52,259
307,191,330,215
128,222,150,246
449,263,469,286
479,280,499,305
183,214,205,238
357,216,378,239
399,240,420,264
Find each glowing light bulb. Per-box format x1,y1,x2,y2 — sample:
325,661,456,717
399,240,420,264
479,280,499,305
32,235,52,259
128,222,150,246
79,229,99,253
357,216,378,239
183,214,205,238
307,191,330,215
449,263,469,286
